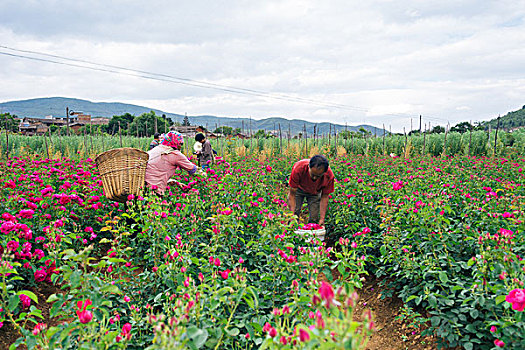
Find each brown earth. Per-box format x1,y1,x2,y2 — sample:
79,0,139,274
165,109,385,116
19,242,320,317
0,284,65,350
353,275,438,350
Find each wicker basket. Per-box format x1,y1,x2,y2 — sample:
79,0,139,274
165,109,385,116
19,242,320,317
95,148,149,203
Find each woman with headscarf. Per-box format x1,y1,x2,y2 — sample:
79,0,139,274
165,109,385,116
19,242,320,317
145,131,199,195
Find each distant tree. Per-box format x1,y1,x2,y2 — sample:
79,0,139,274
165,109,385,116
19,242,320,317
214,126,233,135
0,113,19,132
182,115,191,126
253,129,274,138
106,113,136,135
450,121,473,134
129,111,173,137
338,130,362,139
430,125,446,134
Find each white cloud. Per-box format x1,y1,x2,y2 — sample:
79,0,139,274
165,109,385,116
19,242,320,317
1,0,525,132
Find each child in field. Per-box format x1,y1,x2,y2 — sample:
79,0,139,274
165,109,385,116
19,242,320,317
194,133,215,169
149,133,161,150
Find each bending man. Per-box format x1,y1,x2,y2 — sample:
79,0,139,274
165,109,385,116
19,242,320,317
287,155,334,226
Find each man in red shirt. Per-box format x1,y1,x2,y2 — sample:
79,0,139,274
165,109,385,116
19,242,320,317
288,155,335,226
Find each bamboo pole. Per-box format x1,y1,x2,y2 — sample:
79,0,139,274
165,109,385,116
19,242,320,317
403,127,407,158
43,131,50,159
119,121,123,148
468,120,472,157
494,116,501,157
382,123,386,155
442,125,449,158
5,117,9,159
279,123,282,153
423,123,427,156
304,123,307,157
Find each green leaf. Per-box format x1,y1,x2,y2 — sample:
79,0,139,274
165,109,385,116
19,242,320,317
70,270,81,289
243,295,254,309
470,309,479,319
495,295,506,305
428,295,437,308
405,295,418,303
430,316,441,326
8,294,20,312
46,326,60,338
226,327,240,336
187,327,208,349
465,324,476,333
250,322,263,333
100,284,121,294
17,290,38,304
438,271,449,284
47,294,59,303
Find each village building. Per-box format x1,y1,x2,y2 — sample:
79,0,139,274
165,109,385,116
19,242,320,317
18,113,109,135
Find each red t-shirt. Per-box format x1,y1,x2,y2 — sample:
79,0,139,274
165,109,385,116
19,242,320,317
289,159,335,195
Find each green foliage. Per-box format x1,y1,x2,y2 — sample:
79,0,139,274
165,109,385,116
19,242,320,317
0,113,19,132
129,111,172,137
483,106,525,130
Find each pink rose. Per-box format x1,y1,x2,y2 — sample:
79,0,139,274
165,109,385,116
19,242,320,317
319,281,335,307
19,294,31,308
494,339,505,347
505,289,525,311
299,328,310,342
34,268,47,282
7,240,19,252
220,270,230,279
76,299,93,324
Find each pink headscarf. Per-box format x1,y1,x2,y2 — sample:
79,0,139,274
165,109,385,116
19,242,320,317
161,131,184,149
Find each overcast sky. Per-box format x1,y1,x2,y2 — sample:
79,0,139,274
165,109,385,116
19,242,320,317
1,0,524,132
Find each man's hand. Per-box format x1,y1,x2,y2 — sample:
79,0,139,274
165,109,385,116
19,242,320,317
319,194,329,228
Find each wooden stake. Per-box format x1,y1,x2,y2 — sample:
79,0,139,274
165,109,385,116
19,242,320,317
468,120,472,157
5,117,9,160
382,123,386,155
423,123,427,155
119,121,123,148
494,115,501,157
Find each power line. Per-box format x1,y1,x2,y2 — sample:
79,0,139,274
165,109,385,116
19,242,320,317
0,45,367,112
0,44,455,125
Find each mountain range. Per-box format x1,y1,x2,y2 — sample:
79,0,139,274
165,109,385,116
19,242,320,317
0,97,385,135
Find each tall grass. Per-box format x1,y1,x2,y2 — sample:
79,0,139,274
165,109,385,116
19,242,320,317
0,129,524,161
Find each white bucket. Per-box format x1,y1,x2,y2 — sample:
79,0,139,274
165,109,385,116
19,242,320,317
294,228,326,243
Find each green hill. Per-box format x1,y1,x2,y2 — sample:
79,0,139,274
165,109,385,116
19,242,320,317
482,105,525,130
0,97,385,136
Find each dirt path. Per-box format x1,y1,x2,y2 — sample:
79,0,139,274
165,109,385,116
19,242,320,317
354,276,437,350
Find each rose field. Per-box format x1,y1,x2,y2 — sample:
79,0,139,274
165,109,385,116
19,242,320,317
0,147,524,349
